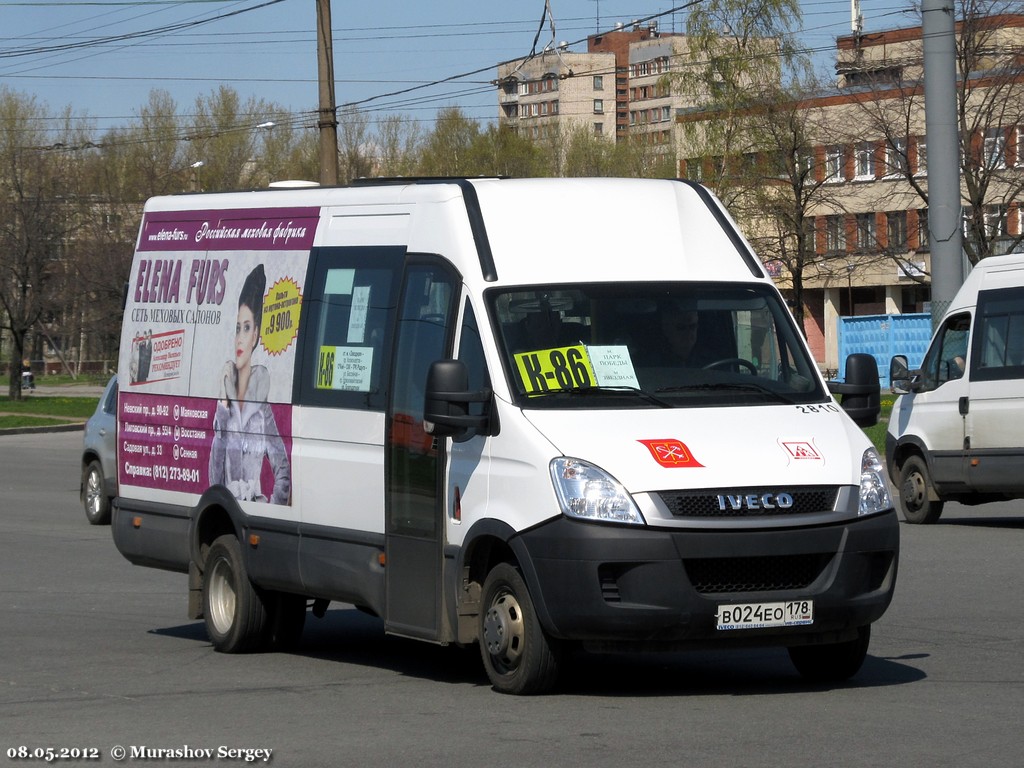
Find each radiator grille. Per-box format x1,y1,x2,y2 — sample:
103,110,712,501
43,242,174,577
685,553,832,594
658,486,839,518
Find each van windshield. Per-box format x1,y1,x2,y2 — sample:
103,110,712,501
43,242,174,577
488,282,827,409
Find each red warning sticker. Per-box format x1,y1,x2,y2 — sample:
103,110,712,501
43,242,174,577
782,441,822,460
638,439,705,468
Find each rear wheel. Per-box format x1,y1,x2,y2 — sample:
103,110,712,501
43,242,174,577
479,563,560,695
83,460,111,525
202,534,268,653
788,625,871,683
899,455,944,524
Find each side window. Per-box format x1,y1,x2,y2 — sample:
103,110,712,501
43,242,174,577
921,312,970,389
973,287,1024,382
295,247,403,410
457,301,491,435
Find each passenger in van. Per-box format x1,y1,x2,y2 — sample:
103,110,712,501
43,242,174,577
209,264,291,505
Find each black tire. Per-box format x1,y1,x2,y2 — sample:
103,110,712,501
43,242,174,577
479,563,560,695
265,592,307,651
899,454,944,524
83,460,111,526
788,625,871,683
202,534,269,653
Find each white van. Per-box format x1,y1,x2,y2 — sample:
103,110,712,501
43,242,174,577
112,177,897,694
888,252,1024,523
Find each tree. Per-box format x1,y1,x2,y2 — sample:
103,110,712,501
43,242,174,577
466,124,547,177
675,0,808,209
376,114,422,177
187,86,281,192
736,78,849,330
417,107,480,176
850,0,1024,266
0,88,84,395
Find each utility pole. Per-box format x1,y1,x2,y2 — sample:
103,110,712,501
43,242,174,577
316,0,339,185
922,0,964,326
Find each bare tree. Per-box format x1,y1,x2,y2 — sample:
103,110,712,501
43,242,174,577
850,0,1024,266
0,89,84,395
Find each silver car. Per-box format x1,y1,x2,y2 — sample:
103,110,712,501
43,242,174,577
81,375,117,525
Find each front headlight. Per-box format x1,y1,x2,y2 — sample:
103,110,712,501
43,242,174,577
859,447,893,516
550,457,645,525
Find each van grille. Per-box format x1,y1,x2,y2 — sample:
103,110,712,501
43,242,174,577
685,554,832,594
657,486,839,518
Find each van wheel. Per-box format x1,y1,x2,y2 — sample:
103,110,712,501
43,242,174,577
202,534,268,653
899,455,944,524
788,625,871,683
479,563,560,695
83,460,111,525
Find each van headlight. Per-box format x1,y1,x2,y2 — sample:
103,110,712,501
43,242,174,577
550,458,645,525
859,447,893,516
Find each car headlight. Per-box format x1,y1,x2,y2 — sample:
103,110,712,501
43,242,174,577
859,447,893,516
550,457,645,525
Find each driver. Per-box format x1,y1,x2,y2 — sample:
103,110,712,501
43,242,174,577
660,302,701,366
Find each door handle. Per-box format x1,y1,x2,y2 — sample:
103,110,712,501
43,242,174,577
958,396,969,415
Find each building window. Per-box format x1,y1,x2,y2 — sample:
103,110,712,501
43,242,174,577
825,145,843,183
856,212,876,250
594,75,603,90
984,129,1007,169
593,99,604,114
825,215,846,253
887,211,908,251
984,205,1009,238
594,122,603,135
854,141,875,180
918,208,929,250
885,138,909,177
917,137,928,176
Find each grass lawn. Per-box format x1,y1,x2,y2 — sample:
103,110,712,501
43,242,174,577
0,393,100,429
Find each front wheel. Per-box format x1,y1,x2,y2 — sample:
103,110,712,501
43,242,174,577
83,460,111,525
899,455,944,524
788,625,871,683
202,534,268,653
479,563,560,695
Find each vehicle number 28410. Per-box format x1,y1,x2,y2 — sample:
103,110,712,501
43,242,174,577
716,600,813,630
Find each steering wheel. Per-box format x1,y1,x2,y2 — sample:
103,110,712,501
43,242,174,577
702,357,758,375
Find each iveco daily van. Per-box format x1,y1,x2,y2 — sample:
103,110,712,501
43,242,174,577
112,177,898,694
888,252,1024,523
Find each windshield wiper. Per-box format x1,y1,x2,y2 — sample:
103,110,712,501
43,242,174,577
656,381,798,404
530,385,673,408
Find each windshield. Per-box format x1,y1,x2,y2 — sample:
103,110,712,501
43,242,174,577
488,282,826,409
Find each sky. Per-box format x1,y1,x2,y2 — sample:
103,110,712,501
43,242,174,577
0,0,920,140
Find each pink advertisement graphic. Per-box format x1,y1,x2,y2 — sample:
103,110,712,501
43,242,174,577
119,392,292,501
118,206,318,508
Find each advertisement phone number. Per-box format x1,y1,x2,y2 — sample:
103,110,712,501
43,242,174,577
7,746,100,761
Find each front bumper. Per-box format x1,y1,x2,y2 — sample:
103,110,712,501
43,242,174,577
515,510,899,648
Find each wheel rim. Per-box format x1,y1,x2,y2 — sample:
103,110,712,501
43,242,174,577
206,556,237,636
903,469,926,512
85,469,103,517
483,589,526,673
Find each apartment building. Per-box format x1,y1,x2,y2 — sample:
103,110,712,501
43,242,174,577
680,15,1024,369
497,22,688,142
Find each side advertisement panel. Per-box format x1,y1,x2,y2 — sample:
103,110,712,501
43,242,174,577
118,207,320,508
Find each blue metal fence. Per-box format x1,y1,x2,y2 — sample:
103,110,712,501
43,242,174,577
836,313,932,386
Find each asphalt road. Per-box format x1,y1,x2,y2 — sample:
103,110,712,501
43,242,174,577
1,431,1022,768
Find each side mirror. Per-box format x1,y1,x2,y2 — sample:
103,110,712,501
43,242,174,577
423,360,493,440
889,354,911,394
827,352,881,428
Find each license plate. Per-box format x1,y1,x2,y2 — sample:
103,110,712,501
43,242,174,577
716,600,813,630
